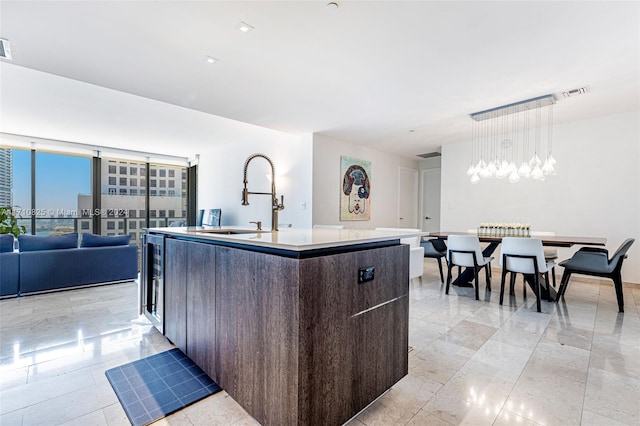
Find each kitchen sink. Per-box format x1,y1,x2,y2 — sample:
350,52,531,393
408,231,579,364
188,228,269,235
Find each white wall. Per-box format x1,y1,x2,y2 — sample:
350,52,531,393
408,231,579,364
312,134,419,229
441,110,640,283
198,134,313,229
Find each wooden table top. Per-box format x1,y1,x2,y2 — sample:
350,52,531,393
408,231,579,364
426,232,607,248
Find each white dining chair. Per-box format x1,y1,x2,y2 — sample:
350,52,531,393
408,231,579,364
375,227,424,280
499,237,556,313
445,235,493,300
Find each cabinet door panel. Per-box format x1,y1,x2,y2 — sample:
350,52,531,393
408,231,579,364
164,239,187,352
186,242,216,378
215,246,299,426
297,245,409,425
351,295,408,409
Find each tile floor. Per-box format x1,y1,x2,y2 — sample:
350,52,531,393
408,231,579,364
1,261,639,426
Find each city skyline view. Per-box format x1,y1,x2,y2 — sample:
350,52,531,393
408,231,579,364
2,147,188,239
10,149,91,215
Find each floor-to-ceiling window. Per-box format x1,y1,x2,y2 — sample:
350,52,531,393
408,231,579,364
148,163,188,230
2,141,194,272
35,151,92,236
7,148,32,234
99,159,148,243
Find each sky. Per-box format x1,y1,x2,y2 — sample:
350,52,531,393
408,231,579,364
12,150,91,216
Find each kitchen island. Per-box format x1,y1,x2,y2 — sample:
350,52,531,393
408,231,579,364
143,226,422,425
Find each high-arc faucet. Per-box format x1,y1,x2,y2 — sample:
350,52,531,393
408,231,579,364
241,153,285,231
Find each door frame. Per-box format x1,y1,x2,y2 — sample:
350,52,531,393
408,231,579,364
419,168,441,232
397,167,419,228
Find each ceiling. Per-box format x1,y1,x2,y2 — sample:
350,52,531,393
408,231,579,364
0,1,638,158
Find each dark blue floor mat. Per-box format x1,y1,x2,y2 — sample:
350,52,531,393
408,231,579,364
105,348,221,426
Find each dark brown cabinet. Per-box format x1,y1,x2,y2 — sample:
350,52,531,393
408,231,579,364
164,239,216,378
186,241,216,378
160,233,408,426
216,244,408,426
164,238,187,352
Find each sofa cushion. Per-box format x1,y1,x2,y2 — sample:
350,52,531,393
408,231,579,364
80,233,131,248
0,234,15,253
18,233,78,252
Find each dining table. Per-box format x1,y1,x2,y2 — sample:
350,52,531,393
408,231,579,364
426,231,607,301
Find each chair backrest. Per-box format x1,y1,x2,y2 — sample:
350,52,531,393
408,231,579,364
375,227,421,248
422,238,446,255
313,225,344,229
608,238,635,272
430,238,447,253
499,237,546,273
446,235,483,267
202,209,221,226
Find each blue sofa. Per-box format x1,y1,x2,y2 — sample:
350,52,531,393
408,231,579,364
17,233,138,295
0,234,19,298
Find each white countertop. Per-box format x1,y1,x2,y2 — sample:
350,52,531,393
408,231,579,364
148,226,426,252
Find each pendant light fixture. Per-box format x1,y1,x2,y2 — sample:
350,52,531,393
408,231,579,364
467,94,556,184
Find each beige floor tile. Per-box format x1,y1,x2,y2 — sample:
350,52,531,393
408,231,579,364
581,409,632,426
59,409,108,426
422,369,513,426
583,367,640,425
459,339,532,384
406,409,455,425
493,409,544,425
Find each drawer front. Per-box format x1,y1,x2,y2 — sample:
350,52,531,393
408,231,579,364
300,244,409,317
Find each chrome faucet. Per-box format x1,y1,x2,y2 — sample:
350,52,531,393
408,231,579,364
241,153,285,231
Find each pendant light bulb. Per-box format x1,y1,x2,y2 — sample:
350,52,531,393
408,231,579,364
518,162,531,178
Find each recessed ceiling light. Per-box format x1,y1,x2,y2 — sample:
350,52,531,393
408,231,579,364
204,56,219,65
235,21,254,34
327,2,339,9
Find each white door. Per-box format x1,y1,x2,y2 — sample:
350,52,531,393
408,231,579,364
398,168,418,228
420,168,441,232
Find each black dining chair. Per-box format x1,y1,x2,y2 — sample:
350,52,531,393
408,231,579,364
421,238,447,283
557,238,635,312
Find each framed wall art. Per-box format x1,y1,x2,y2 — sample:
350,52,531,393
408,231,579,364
340,156,371,221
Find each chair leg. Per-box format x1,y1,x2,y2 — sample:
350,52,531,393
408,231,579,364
474,267,480,300
545,272,553,302
500,267,507,305
522,274,527,299
509,272,516,296
612,271,624,313
557,270,572,301
551,266,557,288
485,265,491,291
534,274,541,313
436,258,444,283
445,263,453,295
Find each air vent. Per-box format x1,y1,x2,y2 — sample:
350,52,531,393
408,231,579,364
0,38,12,60
562,87,589,98
417,152,441,159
